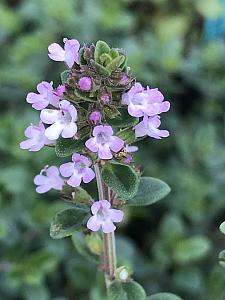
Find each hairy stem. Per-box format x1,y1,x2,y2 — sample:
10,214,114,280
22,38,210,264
94,163,117,287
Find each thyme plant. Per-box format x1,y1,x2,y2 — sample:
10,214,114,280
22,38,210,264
20,38,181,299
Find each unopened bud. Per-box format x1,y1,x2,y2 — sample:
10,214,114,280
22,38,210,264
115,266,131,282
100,93,110,104
78,76,92,91
89,111,101,125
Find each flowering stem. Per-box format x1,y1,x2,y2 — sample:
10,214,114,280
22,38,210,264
94,163,117,287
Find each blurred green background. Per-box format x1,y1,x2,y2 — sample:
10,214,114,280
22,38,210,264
1,0,225,299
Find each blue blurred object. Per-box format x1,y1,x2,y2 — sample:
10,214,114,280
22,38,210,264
204,0,225,40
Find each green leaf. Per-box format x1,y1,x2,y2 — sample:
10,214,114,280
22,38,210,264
94,40,110,63
110,49,119,59
73,187,92,204
72,232,100,263
91,59,111,76
55,136,85,157
50,206,90,239
61,70,71,84
117,128,136,145
173,236,211,263
218,250,225,268
219,221,225,234
102,162,139,198
100,53,112,65
74,88,96,102
106,55,125,73
126,177,171,206
104,105,121,119
147,293,183,300
106,108,139,128
10,250,59,285
107,280,146,300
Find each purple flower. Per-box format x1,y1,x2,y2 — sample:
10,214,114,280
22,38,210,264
26,81,61,110
60,153,95,187
89,111,101,125
122,82,170,117
20,122,54,151
48,38,80,68
134,115,169,139
78,77,92,91
87,200,124,233
85,125,124,160
40,100,77,140
125,145,139,163
55,85,66,97
34,166,64,193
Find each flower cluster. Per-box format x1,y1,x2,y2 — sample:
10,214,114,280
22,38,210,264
20,38,170,233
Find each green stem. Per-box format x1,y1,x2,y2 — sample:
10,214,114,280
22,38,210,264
94,163,117,287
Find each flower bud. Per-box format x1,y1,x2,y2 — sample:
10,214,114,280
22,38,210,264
100,93,110,104
78,76,92,91
115,266,131,282
89,111,101,125
119,73,129,85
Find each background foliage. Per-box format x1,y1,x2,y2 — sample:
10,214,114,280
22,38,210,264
0,0,225,299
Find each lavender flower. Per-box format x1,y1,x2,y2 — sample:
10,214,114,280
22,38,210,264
122,82,170,117
87,200,124,233
85,125,124,159
78,76,92,91
26,81,61,110
34,166,64,193
60,153,95,187
20,122,54,151
134,115,169,139
40,100,77,140
125,145,139,163
48,38,80,68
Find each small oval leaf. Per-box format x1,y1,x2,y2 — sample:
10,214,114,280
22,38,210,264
218,250,225,268
219,221,225,234
102,163,139,199
106,108,139,128
55,137,85,157
148,292,183,300
50,207,90,239
126,177,171,205
107,280,146,300
94,40,111,63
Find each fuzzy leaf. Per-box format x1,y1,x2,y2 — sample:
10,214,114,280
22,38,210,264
100,53,112,65
106,108,139,128
218,250,225,268
72,232,100,263
91,59,111,76
102,162,139,198
61,70,71,84
126,177,171,205
94,40,111,63
50,206,90,239
148,293,183,300
106,55,125,73
104,105,121,119
117,128,136,145
74,88,96,102
219,221,225,234
107,280,146,300
173,236,211,263
55,137,85,157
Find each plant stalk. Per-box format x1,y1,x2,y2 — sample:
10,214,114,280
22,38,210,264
94,163,117,287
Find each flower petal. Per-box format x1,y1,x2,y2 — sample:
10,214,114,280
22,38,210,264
87,216,101,232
